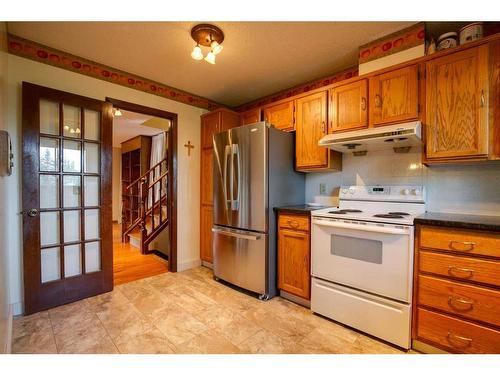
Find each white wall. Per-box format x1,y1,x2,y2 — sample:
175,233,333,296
0,22,12,353
6,54,207,315
306,147,500,215
112,147,122,223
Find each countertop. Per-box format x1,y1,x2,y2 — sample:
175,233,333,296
414,212,500,232
273,205,331,215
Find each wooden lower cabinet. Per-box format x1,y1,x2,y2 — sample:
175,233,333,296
413,224,500,353
277,213,311,300
200,205,213,263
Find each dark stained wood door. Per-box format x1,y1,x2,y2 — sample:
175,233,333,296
22,82,113,314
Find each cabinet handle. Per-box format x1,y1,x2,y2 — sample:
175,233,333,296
480,90,485,107
361,97,367,111
448,266,474,278
375,94,382,108
321,121,326,134
447,332,472,348
449,240,476,251
448,296,474,311
288,220,299,228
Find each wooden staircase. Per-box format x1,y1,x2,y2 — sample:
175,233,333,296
122,157,169,254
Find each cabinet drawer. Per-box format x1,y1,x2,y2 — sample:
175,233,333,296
418,275,500,327
279,214,309,232
419,251,500,288
420,226,500,258
416,308,500,353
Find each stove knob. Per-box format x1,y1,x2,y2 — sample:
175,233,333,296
348,188,355,195
412,188,421,195
402,189,410,195
342,188,348,194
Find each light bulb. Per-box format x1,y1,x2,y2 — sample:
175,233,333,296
210,41,223,55
204,51,216,64
191,45,203,60
75,128,81,134
70,128,75,134
113,108,122,117
64,125,70,130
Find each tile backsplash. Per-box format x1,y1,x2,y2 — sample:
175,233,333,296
305,147,500,216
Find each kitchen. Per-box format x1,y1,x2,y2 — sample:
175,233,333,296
1,9,499,372
200,21,500,354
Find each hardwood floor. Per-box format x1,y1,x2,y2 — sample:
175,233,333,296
113,224,168,286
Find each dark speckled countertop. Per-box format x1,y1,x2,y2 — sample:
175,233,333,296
414,212,500,232
273,205,331,215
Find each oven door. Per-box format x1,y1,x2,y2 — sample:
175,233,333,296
311,217,414,302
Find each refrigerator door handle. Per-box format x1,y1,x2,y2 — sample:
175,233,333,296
212,226,262,241
232,144,240,211
223,145,232,209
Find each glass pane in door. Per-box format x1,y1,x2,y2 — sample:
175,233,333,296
63,104,81,138
40,211,60,246
41,247,61,283
64,244,82,277
84,176,99,206
63,175,81,207
40,138,59,172
63,210,81,242
63,140,82,172
40,100,59,135
84,209,100,240
85,241,101,273
84,109,100,141
84,143,100,173
40,174,59,209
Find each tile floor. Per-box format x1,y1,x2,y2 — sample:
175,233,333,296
12,266,409,354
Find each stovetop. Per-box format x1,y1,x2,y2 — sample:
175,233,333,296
312,185,426,225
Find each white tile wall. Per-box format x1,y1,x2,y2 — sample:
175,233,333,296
306,147,500,216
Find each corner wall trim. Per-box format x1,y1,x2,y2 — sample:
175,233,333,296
7,33,221,111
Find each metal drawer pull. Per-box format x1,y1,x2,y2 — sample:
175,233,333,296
448,266,475,278
447,332,472,347
448,296,474,311
449,240,476,251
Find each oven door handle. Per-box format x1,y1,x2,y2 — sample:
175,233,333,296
313,219,410,235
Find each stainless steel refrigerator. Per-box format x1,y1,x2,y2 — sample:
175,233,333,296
212,122,305,300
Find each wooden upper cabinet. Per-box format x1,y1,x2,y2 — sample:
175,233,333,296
425,45,489,160
263,101,295,131
240,108,261,126
201,111,221,149
369,65,419,127
329,79,368,133
295,91,329,170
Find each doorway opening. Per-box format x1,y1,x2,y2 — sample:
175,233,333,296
107,98,177,286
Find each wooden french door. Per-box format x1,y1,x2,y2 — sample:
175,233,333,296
22,82,113,315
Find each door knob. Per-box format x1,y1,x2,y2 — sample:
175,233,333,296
27,208,39,217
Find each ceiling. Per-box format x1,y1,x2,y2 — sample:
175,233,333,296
8,21,416,107
113,110,163,147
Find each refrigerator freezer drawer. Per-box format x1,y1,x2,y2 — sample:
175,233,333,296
311,277,411,349
213,226,267,295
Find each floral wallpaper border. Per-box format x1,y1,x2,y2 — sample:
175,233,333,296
7,33,221,111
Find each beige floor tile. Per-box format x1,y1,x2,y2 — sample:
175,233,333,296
113,326,175,354
96,301,154,340
237,329,298,354
152,304,209,347
175,330,241,354
297,324,359,354
12,312,57,354
54,319,118,354
48,300,96,335
348,334,405,354
86,289,130,313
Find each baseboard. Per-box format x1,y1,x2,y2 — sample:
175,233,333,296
11,302,22,316
201,261,213,269
280,290,311,308
177,258,202,272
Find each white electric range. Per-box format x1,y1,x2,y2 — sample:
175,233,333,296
310,185,426,349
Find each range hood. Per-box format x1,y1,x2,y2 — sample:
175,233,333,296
318,121,422,154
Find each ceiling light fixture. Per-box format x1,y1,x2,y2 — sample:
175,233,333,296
190,23,224,64
113,108,123,117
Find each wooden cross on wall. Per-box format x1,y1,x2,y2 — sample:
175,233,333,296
184,141,194,156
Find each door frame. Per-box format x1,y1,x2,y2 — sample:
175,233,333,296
106,97,178,272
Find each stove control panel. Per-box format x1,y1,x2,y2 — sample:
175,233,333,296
340,185,425,202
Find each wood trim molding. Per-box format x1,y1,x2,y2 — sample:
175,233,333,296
235,66,359,112
8,33,221,111
106,97,178,272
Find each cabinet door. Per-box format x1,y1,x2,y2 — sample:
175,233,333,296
200,205,214,263
278,227,310,299
425,45,489,159
200,148,213,205
201,112,221,148
295,91,329,169
263,101,295,131
330,79,368,133
240,108,261,126
370,65,418,126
